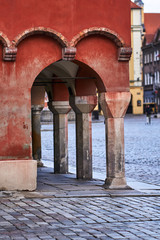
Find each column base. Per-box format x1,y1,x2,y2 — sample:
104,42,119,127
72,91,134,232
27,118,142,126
0,160,37,191
103,177,132,190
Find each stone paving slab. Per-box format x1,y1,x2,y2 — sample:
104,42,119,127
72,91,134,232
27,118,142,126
0,196,160,239
1,167,160,200
36,167,160,197
1,167,160,239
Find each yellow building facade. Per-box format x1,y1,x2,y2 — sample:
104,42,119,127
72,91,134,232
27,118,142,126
129,1,144,114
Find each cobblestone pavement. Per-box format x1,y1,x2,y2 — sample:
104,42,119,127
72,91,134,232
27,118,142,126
41,114,160,185
1,115,160,240
1,195,160,240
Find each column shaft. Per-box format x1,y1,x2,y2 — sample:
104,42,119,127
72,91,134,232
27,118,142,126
100,92,131,189
105,117,127,188
48,101,71,174
69,95,97,180
76,113,92,179
54,113,68,173
32,105,43,160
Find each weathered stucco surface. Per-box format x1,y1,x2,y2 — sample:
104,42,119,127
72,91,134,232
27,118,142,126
0,0,131,190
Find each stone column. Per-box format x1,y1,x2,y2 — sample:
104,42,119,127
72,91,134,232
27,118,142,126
70,96,97,179
48,101,71,174
31,105,44,165
100,92,131,189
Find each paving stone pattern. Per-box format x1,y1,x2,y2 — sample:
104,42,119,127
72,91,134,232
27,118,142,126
0,196,160,240
41,115,160,185
5,114,157,240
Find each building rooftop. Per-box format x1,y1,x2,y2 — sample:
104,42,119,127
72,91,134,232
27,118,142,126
144,13,160,44
130,1,141,9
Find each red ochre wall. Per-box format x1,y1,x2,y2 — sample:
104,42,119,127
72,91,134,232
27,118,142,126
76,36,130,92
0,37,61,159
0,0,130,45
0,0,131,159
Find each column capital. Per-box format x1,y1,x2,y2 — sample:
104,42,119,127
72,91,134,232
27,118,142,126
100,92,131,118
48,101,71,114
69,95,97,113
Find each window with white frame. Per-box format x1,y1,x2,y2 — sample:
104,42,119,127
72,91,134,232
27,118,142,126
154,51,157,61
150,53,152,62
150,74,153,84
157,50,159,61
145,74,147,85
144,54,147,64
147,54,149,63
147,73,150,85
157,71,159,83
155,72,157,83
144,74,146,85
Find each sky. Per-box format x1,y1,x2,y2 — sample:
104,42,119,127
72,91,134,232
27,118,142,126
143,0,160,13
132,0,160,13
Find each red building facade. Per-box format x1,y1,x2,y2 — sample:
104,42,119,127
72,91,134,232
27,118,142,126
0,0,132,190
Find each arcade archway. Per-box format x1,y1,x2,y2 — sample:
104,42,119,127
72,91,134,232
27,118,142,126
31,59,104,180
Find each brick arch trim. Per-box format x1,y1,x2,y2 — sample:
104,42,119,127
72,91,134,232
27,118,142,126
12,27,69,47
70,27,125,47
0,32,11,47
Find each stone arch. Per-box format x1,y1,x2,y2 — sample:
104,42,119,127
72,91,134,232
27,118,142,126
0,32,11,47
73,59,106,93
12,27,69,47
70,27,125,48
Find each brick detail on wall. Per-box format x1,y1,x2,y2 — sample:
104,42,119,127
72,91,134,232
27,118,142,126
0,27,131,62
3,47,17,61
118,47,132,61
70,27,125,47
13,27,69,48
62,47,76,60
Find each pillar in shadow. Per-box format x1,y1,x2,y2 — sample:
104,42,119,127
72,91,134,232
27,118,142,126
31,105,44,161
48,101,71,174
31,86,45,165
70,95,97,179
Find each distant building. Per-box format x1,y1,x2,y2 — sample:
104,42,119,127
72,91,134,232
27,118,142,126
128,1,144,114
142,14,160,113
134,0,144,7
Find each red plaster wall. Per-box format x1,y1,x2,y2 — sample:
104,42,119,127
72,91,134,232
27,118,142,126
52,82,69,101
76,36,130,92
0,36,61,159
0,0,131,159
0,0,130,46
